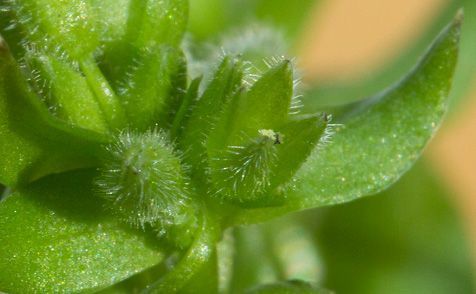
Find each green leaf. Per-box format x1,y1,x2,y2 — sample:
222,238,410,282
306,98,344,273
2,1,189,130
95,263,168,294
233,61,293,144
205,61,314,207
0,40,106,187
0,169,164,293
182,57,243,148
231,15,461,224
233,161,474,294
90,0,130,42
285,16,461,210
2,0,187,58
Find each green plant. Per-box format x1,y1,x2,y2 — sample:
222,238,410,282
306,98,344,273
0,1,468,293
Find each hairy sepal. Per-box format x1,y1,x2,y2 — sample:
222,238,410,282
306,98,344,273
2,0,189,131
2,0,99,61
0,39,107,187
1,0,188,60
180,56,243,184
98,0,189,130
118,46,186,130
231,15,462,225
209,131,279,206
23,49,108,133
209,116,328,208
205,61,301,207
210,60,293,150
96,130,198,249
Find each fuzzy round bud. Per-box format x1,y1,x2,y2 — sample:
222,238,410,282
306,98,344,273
95,130,198,248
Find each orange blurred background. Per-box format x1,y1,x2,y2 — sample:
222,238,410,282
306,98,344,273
296,0,476,269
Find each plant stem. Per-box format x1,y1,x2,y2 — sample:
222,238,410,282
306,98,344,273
142,208,220,293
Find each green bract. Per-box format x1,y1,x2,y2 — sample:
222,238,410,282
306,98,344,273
0,0,463,292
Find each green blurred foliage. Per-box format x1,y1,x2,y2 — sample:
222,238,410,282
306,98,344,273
231,161,475,293
188,0,476,113
188,0,318,41
313,162,475,293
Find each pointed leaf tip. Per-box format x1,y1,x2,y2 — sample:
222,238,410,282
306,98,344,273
287,15,462,210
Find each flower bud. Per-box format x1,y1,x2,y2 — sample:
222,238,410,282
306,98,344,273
96,130,198,248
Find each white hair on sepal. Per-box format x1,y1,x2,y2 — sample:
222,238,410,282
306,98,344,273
241,55,291,90
315,114,343,152
115,55,144,97
290,94,304,116
3,0,78,68
291,58,305,116
0,4,12,13
18,51,59,113
241,60,262,88
3,19,17,31
261,55,306,116
209,130,280,203
2,0,15,13
262,55,287,69
198,52,230,94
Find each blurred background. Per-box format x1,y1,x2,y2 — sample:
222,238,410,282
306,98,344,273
189,0,476,293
